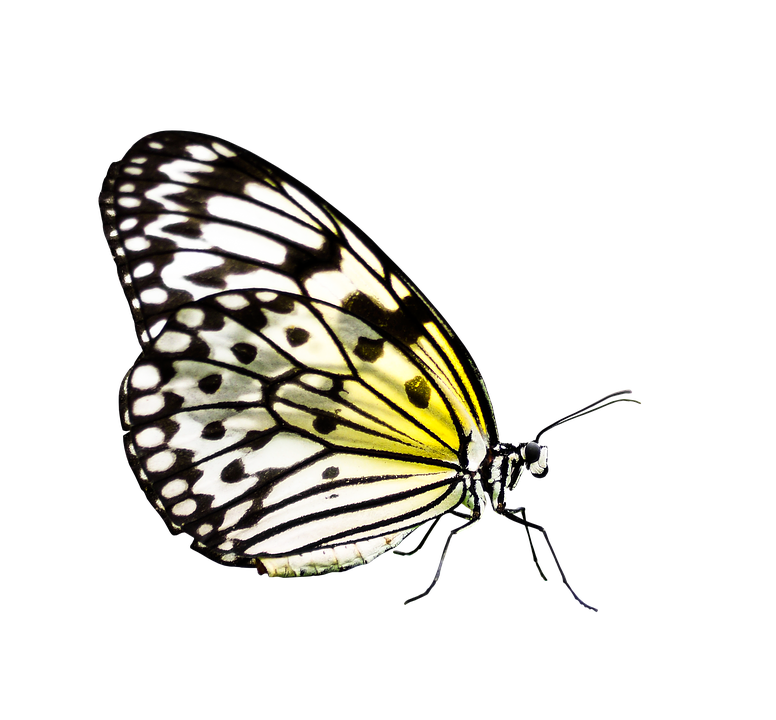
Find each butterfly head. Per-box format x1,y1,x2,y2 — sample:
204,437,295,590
492,442,549,493
519,441,549,478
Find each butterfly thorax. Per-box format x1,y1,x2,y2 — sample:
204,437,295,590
475,440,550,511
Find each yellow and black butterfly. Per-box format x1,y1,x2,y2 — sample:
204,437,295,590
100,131,637,608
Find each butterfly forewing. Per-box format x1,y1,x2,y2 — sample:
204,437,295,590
101,131,496,449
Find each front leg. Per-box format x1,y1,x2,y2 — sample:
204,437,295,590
496,506,597,612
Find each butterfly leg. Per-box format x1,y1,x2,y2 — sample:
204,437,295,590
498,510,598,612
404,483,487,607
404,514,482,606
391,508,478,560
496,505,547,582
391,515,442,557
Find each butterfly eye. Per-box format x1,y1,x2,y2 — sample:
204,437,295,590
523,441,542,464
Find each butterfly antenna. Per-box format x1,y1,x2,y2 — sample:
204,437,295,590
534,390,640,443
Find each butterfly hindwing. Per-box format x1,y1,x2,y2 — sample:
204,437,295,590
122,290,467,568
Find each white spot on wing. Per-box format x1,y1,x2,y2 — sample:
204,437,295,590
177,307,205,328
140,287,168,305
216,294,250,310
212,142,236,157
136,427,165,447
134,262,154,278
125,237,150,252
161,478,188,498
131,364,161,390
133,395,164,416
156,331,191,353
148,320,165,338
172,498,197,516
185,144,218,162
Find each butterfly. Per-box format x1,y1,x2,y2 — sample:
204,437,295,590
100,131,637,608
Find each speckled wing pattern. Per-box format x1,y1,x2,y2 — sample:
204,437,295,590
100,131,496,574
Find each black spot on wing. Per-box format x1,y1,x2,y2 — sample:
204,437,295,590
313,415,339,434
221,458,245,483
343,291,429,348
265,295,295,314
322,466,339,479
201,421,226,440
286,327,310,347
343,292,394,331
198,374,222,394
231,343,258,364
405,375,431,409
354,336,385,362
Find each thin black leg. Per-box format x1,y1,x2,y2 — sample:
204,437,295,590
391,508,478,557
394,517,443,557
496,505,547,582
404,512,480,605
500,511,598,612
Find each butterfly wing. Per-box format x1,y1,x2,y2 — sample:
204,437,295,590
100,131,497,455
122,290,468,570
101,131,497,572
